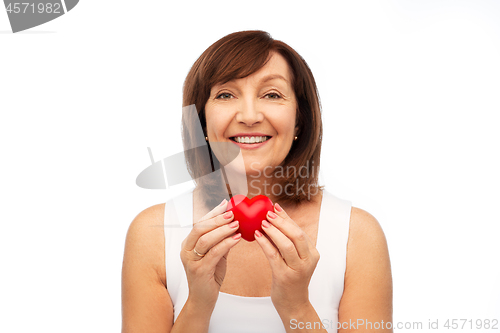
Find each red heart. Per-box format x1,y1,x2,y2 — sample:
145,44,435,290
226,195,274,242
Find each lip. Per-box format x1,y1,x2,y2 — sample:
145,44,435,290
229,133,272,150
231,138,271,150
230,132,270,137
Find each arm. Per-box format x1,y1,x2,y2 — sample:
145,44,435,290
338,207,393,332
121,204,173,332
278,302,329,333
121,204,217,333
255,203,328,333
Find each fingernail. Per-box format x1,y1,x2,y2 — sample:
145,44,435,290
268,211,277,219
275,203,283,212
228,221,239,228
233,233,241,240
223,211,233,219
255,230,263,238
262,220,271,228
219,199,227,207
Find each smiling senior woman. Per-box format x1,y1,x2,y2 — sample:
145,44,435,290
122,31,393,333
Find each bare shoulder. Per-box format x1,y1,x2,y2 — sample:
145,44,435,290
345,206,391,280
122,203,174,332
338,207,393,331
124,203,167,286
348,207,388,250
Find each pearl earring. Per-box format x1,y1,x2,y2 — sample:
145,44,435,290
294,136,298,141
205,137,208,141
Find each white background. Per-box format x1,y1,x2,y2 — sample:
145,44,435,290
1,1,499,332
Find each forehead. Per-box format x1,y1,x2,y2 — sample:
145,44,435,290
212,52,293,89
257,52,292,82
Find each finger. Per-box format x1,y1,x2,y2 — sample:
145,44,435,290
268,204,312,260
195,208,234,232
254,229,287,272
203,233,242,267
199,199,228,222
261,219,302,267
184,210,234,251
192,220,240,259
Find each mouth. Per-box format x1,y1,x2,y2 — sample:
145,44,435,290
229,135,272,144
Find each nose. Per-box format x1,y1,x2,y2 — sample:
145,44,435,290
235,99,264,126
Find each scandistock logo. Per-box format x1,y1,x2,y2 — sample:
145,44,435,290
3,0,79,33
136,105,241,190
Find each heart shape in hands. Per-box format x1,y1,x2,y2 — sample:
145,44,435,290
226,195,274,242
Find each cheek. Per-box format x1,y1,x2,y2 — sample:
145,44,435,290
205,111,229,136
205,109,219,133
268,104,296,131
270,114,296,137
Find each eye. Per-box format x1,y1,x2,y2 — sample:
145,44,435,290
264,92,282,99
215,92,234,100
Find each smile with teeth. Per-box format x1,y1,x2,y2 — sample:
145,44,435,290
231,136,271,144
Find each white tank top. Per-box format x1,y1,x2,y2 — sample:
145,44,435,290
164,189,352,333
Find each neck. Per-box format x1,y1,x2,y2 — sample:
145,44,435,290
221,164,273,196
223,168,309,209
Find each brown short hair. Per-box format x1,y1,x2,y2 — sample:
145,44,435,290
182,30,323,206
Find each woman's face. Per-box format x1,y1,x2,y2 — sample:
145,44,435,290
205,52,298,177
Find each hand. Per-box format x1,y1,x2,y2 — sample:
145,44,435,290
254,203,320,315
180,199,242,309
